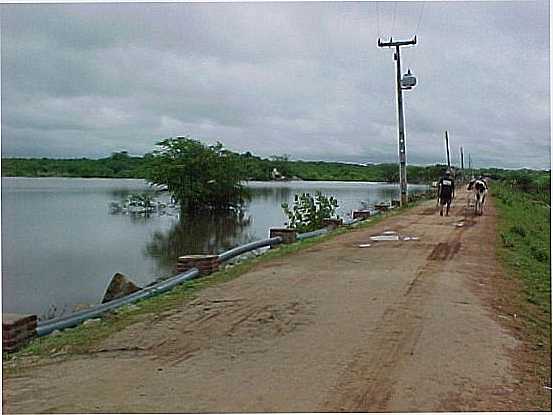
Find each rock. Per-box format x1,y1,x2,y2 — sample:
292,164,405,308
102,273,142,303
50,329,62,337
83,318,101,326
73,303,93,312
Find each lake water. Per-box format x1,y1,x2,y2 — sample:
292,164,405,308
2,177,428,318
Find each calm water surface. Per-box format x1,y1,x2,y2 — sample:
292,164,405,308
2,177,428,317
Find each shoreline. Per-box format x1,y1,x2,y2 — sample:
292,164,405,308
3,200,417,364
1,176,432,186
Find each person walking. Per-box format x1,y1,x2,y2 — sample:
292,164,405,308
437,169,455,216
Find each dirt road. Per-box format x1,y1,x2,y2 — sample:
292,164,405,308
3,191,532,412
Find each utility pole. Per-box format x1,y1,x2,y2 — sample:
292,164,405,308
445,130,451,168
378,36,417,206
468,153,472,177
460,146,464,183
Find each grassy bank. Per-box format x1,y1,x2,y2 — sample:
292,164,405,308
493,182,551,398
494,183,550,328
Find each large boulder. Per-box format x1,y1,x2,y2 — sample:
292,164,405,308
102,273,141,303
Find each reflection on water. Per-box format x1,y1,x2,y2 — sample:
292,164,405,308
108,188,160,200
245,181,415,223
145,209,255,270
248,185,293,202
2,178,429,317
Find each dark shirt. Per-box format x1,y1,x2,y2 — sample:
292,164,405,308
438,177,455,199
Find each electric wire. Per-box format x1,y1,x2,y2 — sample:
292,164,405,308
376,2,381,39
390,1,398,36
415,1,426,35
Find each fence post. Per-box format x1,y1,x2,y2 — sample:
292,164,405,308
269,228,297,244
322,218,343,230
3,314,37,353
176,255,220,276
352,210,372,220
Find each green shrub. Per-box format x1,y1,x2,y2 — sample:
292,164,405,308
281,192,339,233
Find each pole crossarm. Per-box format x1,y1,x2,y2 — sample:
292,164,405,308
377,36,417,48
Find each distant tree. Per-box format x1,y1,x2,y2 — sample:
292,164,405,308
145,137,248,212
111,151,129,160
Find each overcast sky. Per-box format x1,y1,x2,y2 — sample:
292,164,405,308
1,1,550,169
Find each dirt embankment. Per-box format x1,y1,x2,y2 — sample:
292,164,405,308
3,190,550,412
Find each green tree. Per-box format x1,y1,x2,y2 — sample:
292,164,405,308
145,137,248,212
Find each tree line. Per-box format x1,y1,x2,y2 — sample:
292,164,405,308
3,137,549,211
2,137,549,198
2,145,455,184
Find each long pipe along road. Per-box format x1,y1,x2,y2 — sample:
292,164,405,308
3,190,531,412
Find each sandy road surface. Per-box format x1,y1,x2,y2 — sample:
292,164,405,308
4,191,525,412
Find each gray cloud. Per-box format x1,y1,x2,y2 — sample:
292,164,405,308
1,1,550,169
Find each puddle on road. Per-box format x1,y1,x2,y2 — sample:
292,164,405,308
452,220,476,228
370,235,400,241
358,230,421,247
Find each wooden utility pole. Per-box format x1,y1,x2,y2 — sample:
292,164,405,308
445,130,451,168
378,36,417,206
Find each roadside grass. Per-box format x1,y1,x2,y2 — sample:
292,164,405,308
493,182,551,391
3,194,432,372
494,183,550,325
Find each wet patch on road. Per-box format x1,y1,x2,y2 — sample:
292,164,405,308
427,241,462,261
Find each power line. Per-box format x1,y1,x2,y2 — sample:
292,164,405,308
415,2,426,35
376,2,381,39
391,2,398,35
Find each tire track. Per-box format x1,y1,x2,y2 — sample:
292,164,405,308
321,213,469,412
